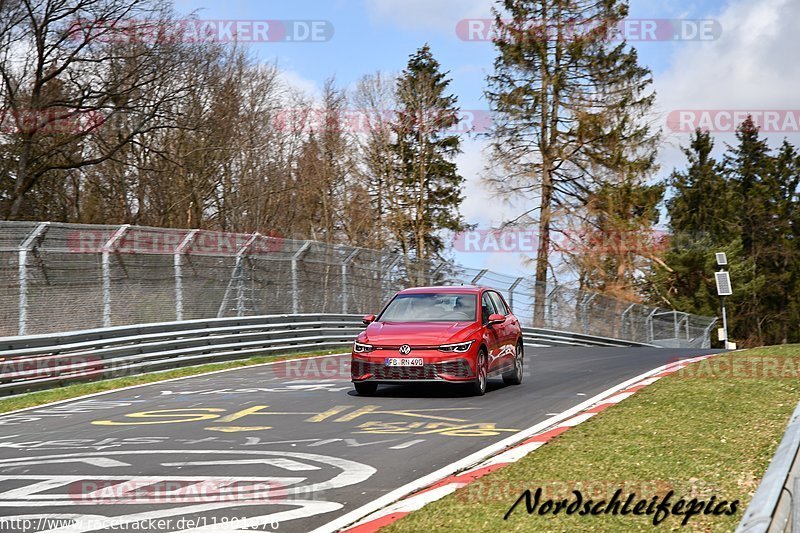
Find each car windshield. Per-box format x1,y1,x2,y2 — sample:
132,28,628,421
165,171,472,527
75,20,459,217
378,293,477,322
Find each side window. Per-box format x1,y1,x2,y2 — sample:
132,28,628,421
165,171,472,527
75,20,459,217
481,293,498,324
489,292,509,316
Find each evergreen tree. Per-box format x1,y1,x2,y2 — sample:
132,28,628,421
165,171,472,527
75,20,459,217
391,44,467,284
765,141,800,343
666,130,739,243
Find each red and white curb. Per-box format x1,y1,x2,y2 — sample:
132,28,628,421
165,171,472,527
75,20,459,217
340,354,716,533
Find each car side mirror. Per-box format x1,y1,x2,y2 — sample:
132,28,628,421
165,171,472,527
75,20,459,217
488,313,505,325
362,314,376,325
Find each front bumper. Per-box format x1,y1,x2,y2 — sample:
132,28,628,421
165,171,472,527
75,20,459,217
351,351,475,382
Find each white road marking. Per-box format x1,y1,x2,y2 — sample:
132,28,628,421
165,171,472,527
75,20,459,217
0,458,130,468
473,441,545,468
560,413,596,426
603,391,635,404
315,357,712,533
0,448,376,531
0,479,76,498
0,353,350,418
161,458,320,470
374,483,464,514
0,450,375,501
389,439,426,450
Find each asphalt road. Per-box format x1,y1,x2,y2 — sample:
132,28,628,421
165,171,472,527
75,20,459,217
0,346,719,532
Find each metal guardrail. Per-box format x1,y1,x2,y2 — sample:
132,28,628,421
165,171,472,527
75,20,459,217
737,400,800,533
0,313,654,397
522,327,655,348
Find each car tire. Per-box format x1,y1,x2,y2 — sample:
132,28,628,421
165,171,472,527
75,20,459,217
503,342,524,385
470,349,488,396
354,382,378,396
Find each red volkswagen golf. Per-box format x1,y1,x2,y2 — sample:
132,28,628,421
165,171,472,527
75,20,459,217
350,286,524,396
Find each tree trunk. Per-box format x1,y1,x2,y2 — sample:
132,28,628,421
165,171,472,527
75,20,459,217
534,167,553,327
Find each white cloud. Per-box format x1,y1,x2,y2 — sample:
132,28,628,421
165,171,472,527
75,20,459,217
277,69,322,99
654,0,800,170
364,0,492,32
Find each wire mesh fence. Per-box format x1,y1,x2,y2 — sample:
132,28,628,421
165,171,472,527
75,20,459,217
0,222,717,347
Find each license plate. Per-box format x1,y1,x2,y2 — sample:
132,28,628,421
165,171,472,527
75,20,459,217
385,357,423,367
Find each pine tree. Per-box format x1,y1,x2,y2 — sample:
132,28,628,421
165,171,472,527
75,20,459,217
764,141,800,342
485,0,659,324
390,44,467,284
666,130,739,243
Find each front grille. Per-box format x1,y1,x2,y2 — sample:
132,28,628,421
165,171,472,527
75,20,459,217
351,359,472,380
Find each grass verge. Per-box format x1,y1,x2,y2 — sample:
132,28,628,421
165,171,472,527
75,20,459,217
384,345,800,532
0,349,344,414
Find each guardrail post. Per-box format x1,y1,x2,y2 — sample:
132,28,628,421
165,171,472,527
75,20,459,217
646,308,659,343
174,229,199,321
581,293,597,334
292,241,311,314
620,303,636,340
471,269,488,285
673,310,679,341
17,222,49,336
101,225,130,328
546,285,562,329
683,312,690,341
702,318,718,349
341,248,360,314
237,233,261,317
429,262,446,286
381,255,402,302
508,277,524,312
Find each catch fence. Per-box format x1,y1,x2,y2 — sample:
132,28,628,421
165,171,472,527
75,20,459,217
0,222,716,346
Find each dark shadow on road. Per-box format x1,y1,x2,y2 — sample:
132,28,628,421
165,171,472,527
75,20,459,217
345,379,512,398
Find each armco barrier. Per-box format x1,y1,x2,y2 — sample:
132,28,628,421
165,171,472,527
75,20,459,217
736,400,800,533
0,314,654,397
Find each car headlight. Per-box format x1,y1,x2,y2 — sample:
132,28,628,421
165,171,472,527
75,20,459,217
438,341,474,353
353,341,374,353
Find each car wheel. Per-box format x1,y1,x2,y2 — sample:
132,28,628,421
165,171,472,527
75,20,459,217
354,382,378,396
470,349,488,396
503,342,524,385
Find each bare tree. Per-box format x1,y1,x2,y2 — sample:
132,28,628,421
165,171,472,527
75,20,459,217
0,0,203,220
352,71,399,250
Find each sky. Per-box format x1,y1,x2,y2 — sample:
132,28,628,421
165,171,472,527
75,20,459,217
174,0,800,278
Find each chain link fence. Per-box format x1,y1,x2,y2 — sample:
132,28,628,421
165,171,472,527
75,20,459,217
0,222,717,347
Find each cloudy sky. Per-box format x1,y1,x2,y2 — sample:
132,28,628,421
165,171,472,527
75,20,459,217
176,0,800,277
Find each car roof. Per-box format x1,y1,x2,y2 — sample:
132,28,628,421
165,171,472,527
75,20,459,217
397,285,485,295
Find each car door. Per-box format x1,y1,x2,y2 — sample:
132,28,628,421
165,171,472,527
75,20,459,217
480,291,503,372
488,290,516,371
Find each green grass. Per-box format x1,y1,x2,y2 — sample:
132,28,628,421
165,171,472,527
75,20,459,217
384,345,800,532
0,349,343,414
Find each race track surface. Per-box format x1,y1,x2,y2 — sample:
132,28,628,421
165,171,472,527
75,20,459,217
0,346,719,532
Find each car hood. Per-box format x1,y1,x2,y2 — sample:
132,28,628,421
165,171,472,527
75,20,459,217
362,321,478,346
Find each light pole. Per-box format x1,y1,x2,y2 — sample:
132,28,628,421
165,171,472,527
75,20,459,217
714,252,732,349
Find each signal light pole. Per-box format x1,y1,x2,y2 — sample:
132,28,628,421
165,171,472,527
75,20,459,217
714,252,732,349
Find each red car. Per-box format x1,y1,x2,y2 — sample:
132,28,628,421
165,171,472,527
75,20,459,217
350,286,524,396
